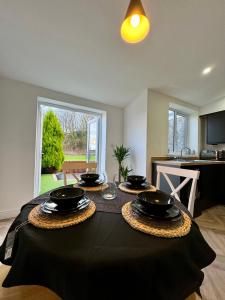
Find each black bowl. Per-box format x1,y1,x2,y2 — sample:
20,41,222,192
137,190,175,214
49,187,85,209
127,175,146,186
80,173,99,184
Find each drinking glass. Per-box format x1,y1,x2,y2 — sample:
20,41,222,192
101,174,117,200
100,171,108,184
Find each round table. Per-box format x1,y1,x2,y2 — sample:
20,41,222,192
0,189,215,300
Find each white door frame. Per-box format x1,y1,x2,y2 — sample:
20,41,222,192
87,117,100,163
34,97,107,196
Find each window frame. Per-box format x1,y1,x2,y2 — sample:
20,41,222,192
168,108,188,154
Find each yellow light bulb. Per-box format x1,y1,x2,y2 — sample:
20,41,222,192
120,0,150,44
121,15,150,43
130,14,140,28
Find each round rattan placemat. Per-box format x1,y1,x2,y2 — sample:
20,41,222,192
122,202,191,238
119,183,156,194
73,183,108,192
28,201,96,229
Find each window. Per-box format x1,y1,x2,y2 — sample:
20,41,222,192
168,109,188,154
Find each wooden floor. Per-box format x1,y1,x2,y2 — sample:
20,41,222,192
195,205,225,300
0,206,225,300
0,219,13,246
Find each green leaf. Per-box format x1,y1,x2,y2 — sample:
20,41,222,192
113,144,130,164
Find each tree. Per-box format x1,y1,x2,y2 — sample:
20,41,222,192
42,111,64,173
58,110,91,153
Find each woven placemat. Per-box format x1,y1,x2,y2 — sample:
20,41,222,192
73,183,108,192
122,202,191,238
119,183,156,194
28,201,96,229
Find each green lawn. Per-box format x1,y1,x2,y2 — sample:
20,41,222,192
40,174,76,195
40,153,96,195
64,154,95,161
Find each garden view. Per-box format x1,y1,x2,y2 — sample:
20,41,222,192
40,106,96,194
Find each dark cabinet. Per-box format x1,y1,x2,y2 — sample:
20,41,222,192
206,110,225,144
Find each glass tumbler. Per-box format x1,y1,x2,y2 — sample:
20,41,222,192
101,174,117,200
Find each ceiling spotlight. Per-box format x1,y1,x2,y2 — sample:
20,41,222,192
202,66,213,76
121,0,150,44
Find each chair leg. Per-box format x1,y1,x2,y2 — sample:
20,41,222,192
64,172,67,186
188,179,197,216
156,172,160,190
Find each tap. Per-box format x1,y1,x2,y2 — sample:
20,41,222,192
180,147,191,158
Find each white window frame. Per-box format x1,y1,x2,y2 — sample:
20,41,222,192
34,97,107,197
168,108,188,155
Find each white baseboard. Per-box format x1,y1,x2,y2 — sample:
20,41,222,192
0,208,20,220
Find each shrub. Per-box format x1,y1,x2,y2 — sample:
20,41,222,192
42,111,64,172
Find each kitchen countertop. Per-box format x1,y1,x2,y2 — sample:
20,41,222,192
152,159,225,166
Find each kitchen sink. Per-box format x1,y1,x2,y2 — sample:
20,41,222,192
170,158,193,162
191,159,205,162
191,159,219,162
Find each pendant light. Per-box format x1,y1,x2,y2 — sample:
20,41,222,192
121,0,150,44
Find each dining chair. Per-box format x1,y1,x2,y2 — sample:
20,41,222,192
156,165,200,216
62,161,98,186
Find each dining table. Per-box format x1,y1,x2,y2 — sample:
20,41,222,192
0,185,215,300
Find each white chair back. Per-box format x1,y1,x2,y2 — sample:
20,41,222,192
156,165,200,216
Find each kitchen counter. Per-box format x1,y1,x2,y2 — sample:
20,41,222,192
152,159,225,217
152,159,225,166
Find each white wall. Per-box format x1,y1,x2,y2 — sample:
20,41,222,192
124,90,200,180
124,90,148,176
0,77,123,219
147,91,200,163
200,97,225,116
147,91,169,158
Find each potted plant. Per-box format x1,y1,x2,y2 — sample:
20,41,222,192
120,166,133,182
113,145,132,183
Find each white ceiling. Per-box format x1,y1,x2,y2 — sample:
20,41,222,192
0,0,224,108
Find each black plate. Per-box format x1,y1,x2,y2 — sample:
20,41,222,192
41,196,90,214
78,179,104,187
44,196,89,210
125,182,150,190
41,201,90,215
131,199,181,221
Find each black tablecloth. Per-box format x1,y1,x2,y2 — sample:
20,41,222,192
0,188,215,300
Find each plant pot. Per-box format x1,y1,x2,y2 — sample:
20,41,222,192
41,167,57,174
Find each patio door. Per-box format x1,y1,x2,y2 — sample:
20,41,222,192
35,98,105,196
87,117,100,164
